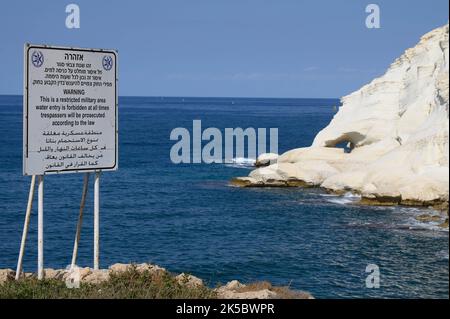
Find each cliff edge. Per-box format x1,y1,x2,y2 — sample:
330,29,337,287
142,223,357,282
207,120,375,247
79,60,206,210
232,24,449,208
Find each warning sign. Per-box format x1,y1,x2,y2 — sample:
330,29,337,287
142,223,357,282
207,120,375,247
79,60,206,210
23,44,118,175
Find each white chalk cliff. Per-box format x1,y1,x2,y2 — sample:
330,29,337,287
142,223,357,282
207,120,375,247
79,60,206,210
233,24,449,207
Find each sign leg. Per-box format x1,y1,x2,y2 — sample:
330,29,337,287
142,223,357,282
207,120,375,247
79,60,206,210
71,173,90,269
15,175,36,280
37,175,44,280
94,172,100,270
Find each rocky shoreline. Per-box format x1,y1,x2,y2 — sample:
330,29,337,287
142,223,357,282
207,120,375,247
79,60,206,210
232,24,449,214
231,175,449,214
0,263,313,299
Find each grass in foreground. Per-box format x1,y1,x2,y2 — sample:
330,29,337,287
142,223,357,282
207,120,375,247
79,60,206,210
0,268,216,299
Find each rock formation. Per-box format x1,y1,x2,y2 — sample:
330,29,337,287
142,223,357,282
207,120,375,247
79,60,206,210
255,153,279,167
232,24,449,209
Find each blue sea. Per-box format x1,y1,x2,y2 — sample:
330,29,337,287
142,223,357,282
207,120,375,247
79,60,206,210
0,95,448,298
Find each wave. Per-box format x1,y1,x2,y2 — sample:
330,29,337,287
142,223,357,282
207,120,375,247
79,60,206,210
224,157,256,168
322,192,361,205
437,250,449,260
393,207,448,233
402,217,449,233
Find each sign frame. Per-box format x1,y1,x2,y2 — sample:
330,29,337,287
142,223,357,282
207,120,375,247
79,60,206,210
23,44,119,176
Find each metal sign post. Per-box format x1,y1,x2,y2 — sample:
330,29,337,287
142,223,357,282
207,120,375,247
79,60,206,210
15,175,36,280
17,44,118,279
37,175,44,279
70,173,90,269
94,171,100,270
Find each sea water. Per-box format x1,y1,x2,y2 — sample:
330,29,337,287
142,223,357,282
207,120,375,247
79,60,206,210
0,95,448,298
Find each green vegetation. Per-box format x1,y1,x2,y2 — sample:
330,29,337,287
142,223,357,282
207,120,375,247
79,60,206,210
0,268,216,299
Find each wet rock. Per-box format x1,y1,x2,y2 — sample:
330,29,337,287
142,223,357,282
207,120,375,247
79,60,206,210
415,214,442,223
438,218,449,228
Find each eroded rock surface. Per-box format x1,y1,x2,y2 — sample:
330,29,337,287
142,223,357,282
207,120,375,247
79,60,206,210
232,24,449,209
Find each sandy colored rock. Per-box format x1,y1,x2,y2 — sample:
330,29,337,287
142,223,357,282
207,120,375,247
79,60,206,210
218,288,278,299
222,279,245,291
215,280,313,299
175,273,204,288
415,214,442,223
44,268,66,280
135,263,166,274
109,263,132,273
82,269,110,284
0,269,15,284
23,272,34,279
79,267,92,279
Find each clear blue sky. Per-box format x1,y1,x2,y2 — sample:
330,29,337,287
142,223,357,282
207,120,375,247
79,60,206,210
0,0,448,98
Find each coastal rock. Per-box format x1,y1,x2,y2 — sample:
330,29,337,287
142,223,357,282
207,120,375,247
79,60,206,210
255,153,279,167
438,218,449,228
221,279,245,291
215,280,313,299
135,263,166,274
79,267,93,279
82,269,110,284
44,268,66,280
0,269,14,284
218,288,278,299
233,24,449,208
215,280,277,299
415,214,442,223
175,273,204,288
109,263,132,273
108,263,166,274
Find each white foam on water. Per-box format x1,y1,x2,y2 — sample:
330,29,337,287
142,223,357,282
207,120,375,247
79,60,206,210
437,250,449,260
403,217,449,232
326,197,354,205
343,192,361,199
391,206,448,233
224,157,256,168
324,192,361,205
318,193,338,197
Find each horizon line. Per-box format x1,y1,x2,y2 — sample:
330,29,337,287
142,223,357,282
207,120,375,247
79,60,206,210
0,93,340,100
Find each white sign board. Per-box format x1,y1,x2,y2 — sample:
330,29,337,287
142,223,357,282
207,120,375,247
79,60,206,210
23,44,118,175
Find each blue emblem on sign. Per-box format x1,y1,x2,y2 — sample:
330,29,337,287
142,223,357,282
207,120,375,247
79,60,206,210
31,50,44,68
102,55,113,71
